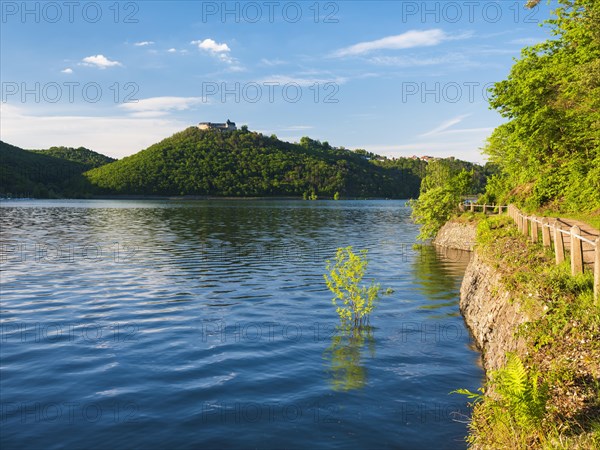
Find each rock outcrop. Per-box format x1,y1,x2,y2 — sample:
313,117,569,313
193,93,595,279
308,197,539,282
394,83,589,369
459,252,531,372
433,221,477,251
433,219,532,373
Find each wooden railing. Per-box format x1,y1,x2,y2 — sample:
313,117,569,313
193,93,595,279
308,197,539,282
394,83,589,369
458,203,508,214
507,205,599,302
456,202,600,301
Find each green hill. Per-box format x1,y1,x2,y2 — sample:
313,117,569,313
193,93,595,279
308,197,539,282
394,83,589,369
30,146,115,170
1,128,486,199
0,141,113,198
84,127,426,198
1,141,84,197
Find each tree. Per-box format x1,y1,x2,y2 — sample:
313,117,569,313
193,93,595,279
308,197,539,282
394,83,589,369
410,168,473,240
324,247,392,329
483,0,600,212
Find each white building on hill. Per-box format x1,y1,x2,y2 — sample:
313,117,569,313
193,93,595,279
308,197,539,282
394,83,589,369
198,119,236,131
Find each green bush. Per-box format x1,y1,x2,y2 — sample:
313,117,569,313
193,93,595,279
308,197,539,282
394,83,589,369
410,166,474,240
324,247,391,328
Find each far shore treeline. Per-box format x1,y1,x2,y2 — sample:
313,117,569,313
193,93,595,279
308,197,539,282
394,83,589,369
0,129,491,199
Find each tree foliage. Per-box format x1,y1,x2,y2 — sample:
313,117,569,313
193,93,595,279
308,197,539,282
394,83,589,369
84,128,480,198
483,0,600,212
0,141,104,198
30,146,115,170
410,160,476,240
324,247,389,328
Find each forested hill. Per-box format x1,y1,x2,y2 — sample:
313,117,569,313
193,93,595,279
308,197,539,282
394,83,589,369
84,127,433,198
31,146,116,170
1,129,487,199
0,141,97,198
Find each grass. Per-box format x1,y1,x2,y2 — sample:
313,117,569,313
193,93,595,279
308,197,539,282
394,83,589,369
457,215,600,449
452,211,488,224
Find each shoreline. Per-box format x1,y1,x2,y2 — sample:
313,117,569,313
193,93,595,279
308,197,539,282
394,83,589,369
437,215,599,447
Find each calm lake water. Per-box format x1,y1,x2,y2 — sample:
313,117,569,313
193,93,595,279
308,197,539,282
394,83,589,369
0,199,483,449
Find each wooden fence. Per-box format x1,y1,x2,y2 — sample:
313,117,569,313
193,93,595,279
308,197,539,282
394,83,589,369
458,203,508,214
457,202,600,302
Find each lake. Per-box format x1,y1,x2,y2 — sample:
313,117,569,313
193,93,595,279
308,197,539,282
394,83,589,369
0,199,483,449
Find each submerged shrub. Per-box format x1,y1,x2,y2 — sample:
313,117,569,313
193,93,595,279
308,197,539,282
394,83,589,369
324,246,391,328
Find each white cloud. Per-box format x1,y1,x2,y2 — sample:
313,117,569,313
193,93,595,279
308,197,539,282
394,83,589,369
420,114,471,137
509,37,542,46
467,46,520,56
333,29,472,57
0,104,186,159
191,38,231,54
61,68,73,74
119,96,207,117
190,38,243,70
167,48,177,53
259,75,347,87
134,41,154,47
260,58,287,67
80,54,122,69
368,53,470,67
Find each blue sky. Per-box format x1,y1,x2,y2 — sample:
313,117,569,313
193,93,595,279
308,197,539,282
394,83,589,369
1,1,556,163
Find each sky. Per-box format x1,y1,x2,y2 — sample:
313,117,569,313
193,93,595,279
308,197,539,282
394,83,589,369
1,1,557,163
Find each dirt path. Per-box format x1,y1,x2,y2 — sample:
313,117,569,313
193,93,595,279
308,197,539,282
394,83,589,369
553,218,599,266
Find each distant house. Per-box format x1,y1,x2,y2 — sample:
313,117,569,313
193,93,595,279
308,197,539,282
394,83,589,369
410,155,435,161
198,119,236,131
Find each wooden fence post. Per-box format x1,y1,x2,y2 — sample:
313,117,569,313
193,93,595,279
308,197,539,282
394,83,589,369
531,217,538,243
570,226,584,275
458,202,465,212
541,218,551,247
483,204,487,214
594,238,600,303
470,202,475,212
554,225,565,264
522,216,529,236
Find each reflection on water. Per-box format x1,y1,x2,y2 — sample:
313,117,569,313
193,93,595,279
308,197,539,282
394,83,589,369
412,245,472,317
0,199,483,450
324,326,375,391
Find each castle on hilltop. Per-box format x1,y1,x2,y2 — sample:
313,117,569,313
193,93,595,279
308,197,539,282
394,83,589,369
198,119,236,131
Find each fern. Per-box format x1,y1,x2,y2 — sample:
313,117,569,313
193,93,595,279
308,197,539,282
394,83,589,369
493,353,548,429
451,387,485,403
454,353,548,440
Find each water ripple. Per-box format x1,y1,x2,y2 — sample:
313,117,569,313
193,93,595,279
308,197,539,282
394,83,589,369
0,200,482,449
